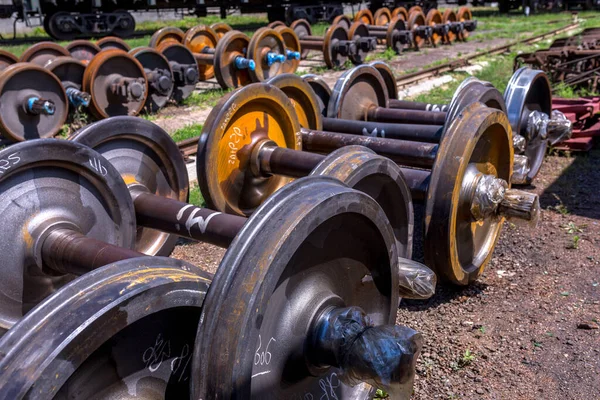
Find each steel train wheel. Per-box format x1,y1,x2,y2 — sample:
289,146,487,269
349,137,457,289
302,73,331,116
82,49,148,119
408,11,428,48
0,63,68,141
290,19,312,58
348,22,372,65
0,139,136,331
129,47,175,112
0,50,18,71
210,22,233,39
213,31,254,89
158,43,199,102
183,25,219,80
193,176,401,399
323,25,350,68
457,7,473,39
43,56,87,111
247,27,286,82
65,40,101,64
426,9,444,46
97,36,131,51
355,9,374,25
197,83,301,215
392,6,409,21
387,16,411,54
425,102,513,285
19,41,70,66
504,67,552,184
149,26,185,48
374,7,392,25
370,60,398,99
327,64,389,120
275,26,301,74
443,9,459,42
71,116,189,256
332,14,352,30
408,5,424,15
0,257,211,398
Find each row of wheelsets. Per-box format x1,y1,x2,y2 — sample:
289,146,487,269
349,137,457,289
0,66,572,399
0,23,301,142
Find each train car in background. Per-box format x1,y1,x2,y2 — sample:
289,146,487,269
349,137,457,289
0,0,205,39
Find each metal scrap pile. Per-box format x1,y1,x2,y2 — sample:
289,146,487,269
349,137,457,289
515,28,600,92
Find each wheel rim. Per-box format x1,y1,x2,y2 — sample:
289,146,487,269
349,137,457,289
71,116,189,256
183,25,219,80
214,30,254,89
196,83,301,215
82,49,148,119
247,28,286,82
0,63,68,141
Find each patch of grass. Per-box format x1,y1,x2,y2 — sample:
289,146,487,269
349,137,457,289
562,222,585,234
171,123,202,142
182,89,231,108
459,349,475,367
374,389,389,398
188,184,205,207
567,235,581,250
478,325,486,334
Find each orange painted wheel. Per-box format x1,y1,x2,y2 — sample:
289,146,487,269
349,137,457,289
426,9,444,46
408,5,423,15
457,7,473,39
408,11,427,48
354,9,374,25
19,42,70,66
149,27,185,48
197,83,301,215
210,22,233,40
443,9,459,43
183,25,219,80
82,49,148,119
373,7,392,26
392,7,409,21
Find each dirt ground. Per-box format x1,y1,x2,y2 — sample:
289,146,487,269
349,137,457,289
171,147,600,399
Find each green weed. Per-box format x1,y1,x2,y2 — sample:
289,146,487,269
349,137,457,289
171,124,202,142
188,184,205,207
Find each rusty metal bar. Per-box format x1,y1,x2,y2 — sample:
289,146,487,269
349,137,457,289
300,40,325,51
261,146,325,178
133,192,246,248
301,128,437,169
322,117,443,142
41,228,145,276
367,107,446,125
399,168,430,201
388,99,448,112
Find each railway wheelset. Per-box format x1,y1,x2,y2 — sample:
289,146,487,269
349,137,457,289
0,114,440,397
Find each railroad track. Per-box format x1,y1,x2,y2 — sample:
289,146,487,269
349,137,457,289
394,22,580,88
176,21,581,157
